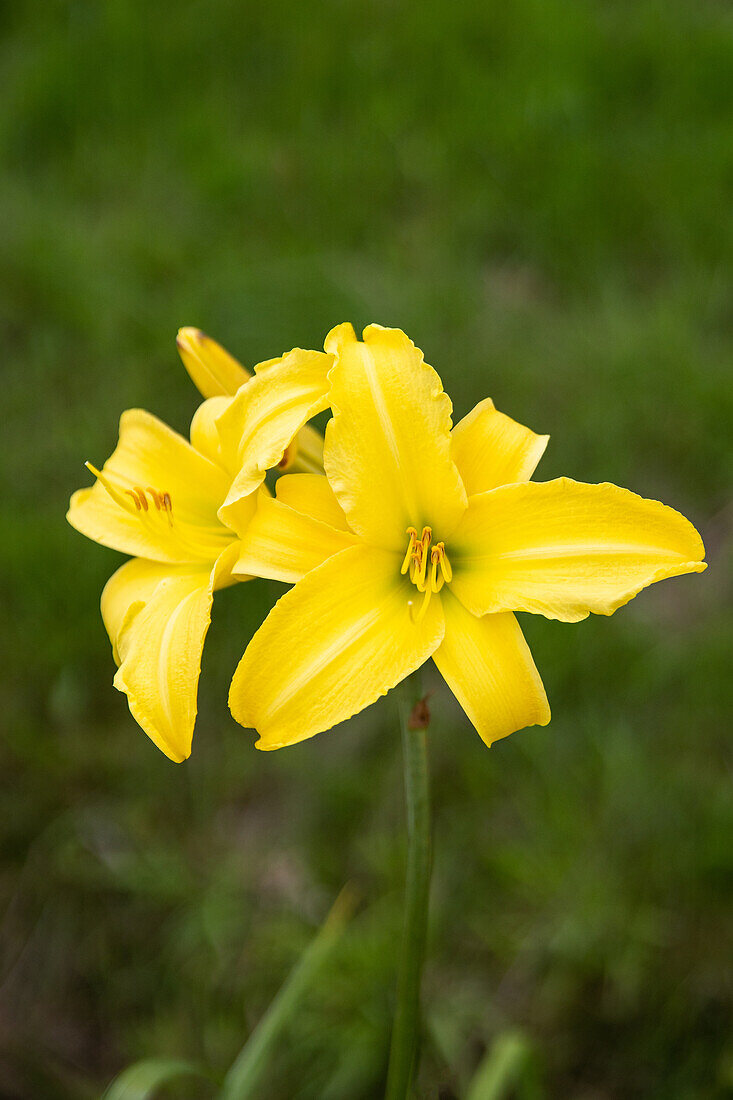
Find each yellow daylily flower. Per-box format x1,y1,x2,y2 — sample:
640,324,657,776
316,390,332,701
229,323,706,751
68,332,333,761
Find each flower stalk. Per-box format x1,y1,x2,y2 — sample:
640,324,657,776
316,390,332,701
385,674,433,1100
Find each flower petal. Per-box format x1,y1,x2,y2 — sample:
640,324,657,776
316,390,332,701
177,328,250,399
101,549,239,761
274,473,351,531
323,324,467,551
234,495,357,583
67,410,233,563
450,478,707,622
101,558,172,665
451,397,549,494
216,348,332,526
189,395,234,468
433,592,550,747
229,544,445,749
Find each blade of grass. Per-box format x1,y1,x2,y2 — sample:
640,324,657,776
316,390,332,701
102,1058,210,1100
219,884,358,1100
465,1030,540,1100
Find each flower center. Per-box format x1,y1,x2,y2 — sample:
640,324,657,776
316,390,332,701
401,526,452,623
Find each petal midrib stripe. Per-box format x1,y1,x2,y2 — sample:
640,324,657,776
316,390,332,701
460,543,694,563
361,345,419,523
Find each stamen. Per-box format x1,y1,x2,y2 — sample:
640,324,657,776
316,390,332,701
85,462,175,530
161,491,173,526
401,527,418,574
414,531,431,590
402,525,453,621
437,542,452,584
429,547,444,593
86,462,141,517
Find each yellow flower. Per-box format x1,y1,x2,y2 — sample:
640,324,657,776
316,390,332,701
68,332,332,761
229,323,706,751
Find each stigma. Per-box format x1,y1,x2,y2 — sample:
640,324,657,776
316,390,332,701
401,526,452,623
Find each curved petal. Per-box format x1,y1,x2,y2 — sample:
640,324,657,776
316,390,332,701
323,324,467,551
275,473,351,531
450,478,707,622
103,563,212,761
189,395,234,468
433,593,550,747
101,558,172,664
177,328,249,399
229,544,445,750
233,495,357,583
67,410,232,563
216,348,332,526
451,397,549,494
103,546,241,762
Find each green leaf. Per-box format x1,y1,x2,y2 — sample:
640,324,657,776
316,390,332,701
220,884,358,1100
102,1058,210,1100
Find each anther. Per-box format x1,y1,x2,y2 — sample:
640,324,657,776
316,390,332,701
161,491,173,526
125,488,142,510
134,486,149,511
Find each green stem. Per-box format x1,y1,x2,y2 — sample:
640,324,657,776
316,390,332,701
385,674,432,1100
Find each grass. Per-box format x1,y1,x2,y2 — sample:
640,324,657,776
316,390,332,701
1,1,731,1096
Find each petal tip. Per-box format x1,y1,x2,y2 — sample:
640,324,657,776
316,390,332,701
324,322,356,356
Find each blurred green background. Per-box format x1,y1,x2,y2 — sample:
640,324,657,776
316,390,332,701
1,1,731,1097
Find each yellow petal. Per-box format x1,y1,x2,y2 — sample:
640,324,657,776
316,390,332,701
229,544,445,749
67,410,233,563
323,323,467,551
189,395,234,468
275,473,351,531
451,397,549,494
216,348,332,526
433,592,550,746
177,328,249,398
234,494,357,583
102,564,208,761
101,558,172,665
450,478,707,622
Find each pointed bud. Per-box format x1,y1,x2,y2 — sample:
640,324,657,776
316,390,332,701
176,328,250,399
